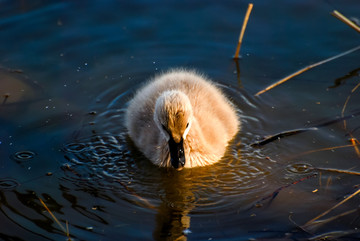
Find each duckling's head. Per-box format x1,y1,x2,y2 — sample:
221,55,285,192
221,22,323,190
154,90,193,170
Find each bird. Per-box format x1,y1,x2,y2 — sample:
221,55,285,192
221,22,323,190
125,69,239,170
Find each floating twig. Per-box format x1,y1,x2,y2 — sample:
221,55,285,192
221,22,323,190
250,127,317,147
331,10,360,33
340,81,360,158
313,167,360,176
39,197,70,239
234,3,253,59
292,144,360,160
306,208,358,232
308,229,360,241
255,45,360,96
303,187,360,227
349,136,360,157
341,82,360,130
325,176,332,192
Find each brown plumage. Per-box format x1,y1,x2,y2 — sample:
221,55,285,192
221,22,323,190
125,69,240,170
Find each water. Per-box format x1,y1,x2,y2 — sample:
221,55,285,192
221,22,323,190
1,0,360,240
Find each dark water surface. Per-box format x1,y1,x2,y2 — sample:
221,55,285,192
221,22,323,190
1,1,360,240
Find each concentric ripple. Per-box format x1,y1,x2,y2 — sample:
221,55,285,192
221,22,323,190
0,178,19,190
62,83,276,215
286,163,313,174
10,150,36,162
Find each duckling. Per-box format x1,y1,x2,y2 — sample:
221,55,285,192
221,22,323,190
125,69,239,170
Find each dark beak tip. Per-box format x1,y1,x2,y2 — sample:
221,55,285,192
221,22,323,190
168,137,185,170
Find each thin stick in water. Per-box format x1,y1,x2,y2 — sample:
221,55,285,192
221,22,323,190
341,82,360,129
306,208,357,232
313,167,360,176
234,3,253,59
349,137,360,157
332,10,360,33
255,45,360,96
303,188,360,227
39,197,69,238
291,143,359,159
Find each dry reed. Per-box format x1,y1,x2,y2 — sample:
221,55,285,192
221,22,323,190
255,45,360,96
303,188,360,227
331,10,360,33
39,197,70,239
341,82,360,129
234,3,253,59
305,208,357,232
313,167,360,176
291,143,359,159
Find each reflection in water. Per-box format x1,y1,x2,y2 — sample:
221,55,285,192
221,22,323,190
57,78,275,240
328,67,360,89
0,189,64,239
153,171,195,241
0,67,44,109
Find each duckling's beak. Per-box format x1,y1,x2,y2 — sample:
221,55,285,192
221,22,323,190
168,137,185,170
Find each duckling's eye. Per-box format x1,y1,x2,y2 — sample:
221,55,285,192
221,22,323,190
186,122,189,128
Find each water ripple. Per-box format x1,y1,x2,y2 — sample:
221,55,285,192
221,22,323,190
10,150,36,162
61,77,276,217
0,178,19,190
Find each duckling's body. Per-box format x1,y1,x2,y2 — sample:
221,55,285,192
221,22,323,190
125,69,239,169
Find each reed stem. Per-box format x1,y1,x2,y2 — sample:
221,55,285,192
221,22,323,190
332,10,360,33
234,3,253,59
255,45,360,96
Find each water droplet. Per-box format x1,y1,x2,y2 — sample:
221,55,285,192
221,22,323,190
64,143,87,153
11,150,36,161
286,163,313,174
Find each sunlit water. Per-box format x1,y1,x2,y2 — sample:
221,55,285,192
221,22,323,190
1,1,360,240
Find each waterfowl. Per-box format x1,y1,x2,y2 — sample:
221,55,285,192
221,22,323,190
125,69,239,170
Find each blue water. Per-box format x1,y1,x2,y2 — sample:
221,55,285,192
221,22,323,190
1,1,360,240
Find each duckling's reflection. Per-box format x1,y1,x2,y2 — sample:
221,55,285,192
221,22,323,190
153,169,200,241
